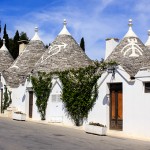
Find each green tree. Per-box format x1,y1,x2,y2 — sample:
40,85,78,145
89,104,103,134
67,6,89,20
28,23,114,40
2,85,12,113
58,60,117,126
0,21,1,40
12,30,20,59
0,39,2,48
0,23,29,59
20,32,29,41
9,38,14,56
58,64,99,126
80,37,85,52
31,72,52,120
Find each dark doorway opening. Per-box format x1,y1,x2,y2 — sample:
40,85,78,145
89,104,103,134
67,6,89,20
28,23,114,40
29,91,33,118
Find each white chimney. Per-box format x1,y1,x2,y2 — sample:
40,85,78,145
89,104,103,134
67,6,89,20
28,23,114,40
18,40,28,55
105,38,119,60
145,30,150,47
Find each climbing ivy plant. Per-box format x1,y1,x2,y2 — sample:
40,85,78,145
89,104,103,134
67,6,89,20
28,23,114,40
31,72,52,120
58,67,99,126
57,60,117,126
2,85,12,113
31,60,116,124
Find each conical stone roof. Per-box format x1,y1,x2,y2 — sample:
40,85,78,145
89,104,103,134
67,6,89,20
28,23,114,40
34,20,93,73
3,28,46,88
106,19,150,77
0,39,14,72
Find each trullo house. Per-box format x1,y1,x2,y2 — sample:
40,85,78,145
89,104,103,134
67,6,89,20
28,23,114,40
1,27,46,114
0,39,14,113
87,19,150,140
25,19,93,123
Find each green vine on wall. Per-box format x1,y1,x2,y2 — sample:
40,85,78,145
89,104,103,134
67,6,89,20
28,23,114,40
2,85,12,113
31,60,117,124
58,67,99,126
57,60,117,126
31,72,52,120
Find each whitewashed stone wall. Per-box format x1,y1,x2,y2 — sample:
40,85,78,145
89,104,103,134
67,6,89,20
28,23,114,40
0,75,6,113
25,78,74,125
10,82,27,113
88,65,150,140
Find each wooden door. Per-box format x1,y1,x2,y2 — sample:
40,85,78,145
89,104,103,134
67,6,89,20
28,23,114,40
29,91,33,118
110,83,123,130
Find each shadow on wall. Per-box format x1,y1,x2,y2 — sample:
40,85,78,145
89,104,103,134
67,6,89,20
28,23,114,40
22,94,26,102
103,94,109,106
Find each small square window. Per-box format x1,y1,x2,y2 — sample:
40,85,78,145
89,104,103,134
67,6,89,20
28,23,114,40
51,94,61,102
144,82,150,93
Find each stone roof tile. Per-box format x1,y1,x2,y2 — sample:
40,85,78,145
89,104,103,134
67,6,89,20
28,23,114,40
3,40,46,88
106,37,150,77
34,34,93,73
0,39,14,72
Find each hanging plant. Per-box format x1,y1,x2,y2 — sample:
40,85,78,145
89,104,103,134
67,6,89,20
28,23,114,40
2,85,12,113
31,72,52,120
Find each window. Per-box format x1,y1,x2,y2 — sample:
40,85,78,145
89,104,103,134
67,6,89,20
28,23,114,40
51,94,61,102
144,82,150,93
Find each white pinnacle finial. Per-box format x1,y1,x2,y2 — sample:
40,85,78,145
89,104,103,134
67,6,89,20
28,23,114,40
35,27,38,32
58,19,71,35
31,27,41,41
0,38,8,51
3,39,6,44
148,30,150,36
145,30,150,46
63,19,67,26
124,19,137,38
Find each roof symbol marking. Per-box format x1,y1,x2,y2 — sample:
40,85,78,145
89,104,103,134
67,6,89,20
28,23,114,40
121,38,143,57
40,42,68,63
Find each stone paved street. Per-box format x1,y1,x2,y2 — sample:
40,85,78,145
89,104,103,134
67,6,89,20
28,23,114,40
0,117,150,150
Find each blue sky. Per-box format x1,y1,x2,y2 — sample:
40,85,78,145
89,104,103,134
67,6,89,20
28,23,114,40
0,0,150,60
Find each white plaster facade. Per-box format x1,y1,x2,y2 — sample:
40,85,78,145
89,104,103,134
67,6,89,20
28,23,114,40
0,74,6,113
10,83,27,113
88,65,150,140
24,77,74,126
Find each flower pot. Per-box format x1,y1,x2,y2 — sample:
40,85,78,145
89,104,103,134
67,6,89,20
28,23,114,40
12,112,26,121
84,124,107,136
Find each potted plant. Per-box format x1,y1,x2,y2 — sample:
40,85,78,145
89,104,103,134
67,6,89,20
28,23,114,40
12,111,26,121
84,122,107,135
